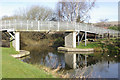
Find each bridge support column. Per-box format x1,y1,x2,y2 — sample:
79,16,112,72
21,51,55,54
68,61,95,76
65,32,76,48
77,32,80,45
85,31,87,46
12,32,20,51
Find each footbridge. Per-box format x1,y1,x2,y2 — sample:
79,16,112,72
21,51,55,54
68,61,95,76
1,20,120,52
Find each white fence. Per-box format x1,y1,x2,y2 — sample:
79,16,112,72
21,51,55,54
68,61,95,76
0,20,120,36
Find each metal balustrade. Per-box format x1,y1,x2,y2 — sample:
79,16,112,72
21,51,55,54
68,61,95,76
0,20,120,36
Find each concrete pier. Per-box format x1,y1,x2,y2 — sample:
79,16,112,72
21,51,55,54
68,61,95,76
11,50,30,58
65,32,76,48
58,47,94,52
12,32,20,51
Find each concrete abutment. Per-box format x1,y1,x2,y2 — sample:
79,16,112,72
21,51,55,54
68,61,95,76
12,32,20,51
65,31,76,48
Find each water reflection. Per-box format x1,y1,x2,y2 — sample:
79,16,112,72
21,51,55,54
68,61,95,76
65,53,76,69
22,47,119,78
64,52,94,69
63,52,119,78
65,53,90,69
23,51,65,69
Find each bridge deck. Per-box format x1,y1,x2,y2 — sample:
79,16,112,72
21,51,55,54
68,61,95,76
0,20,120,36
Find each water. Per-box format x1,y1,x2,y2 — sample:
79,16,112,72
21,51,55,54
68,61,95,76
22,47,119,78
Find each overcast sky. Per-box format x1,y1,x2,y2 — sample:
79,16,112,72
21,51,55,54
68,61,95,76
0,0,119,23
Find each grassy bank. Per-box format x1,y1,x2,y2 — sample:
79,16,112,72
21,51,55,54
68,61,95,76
76,42,102,49
1,47,54,78
108,26,119,31
76,38,120,53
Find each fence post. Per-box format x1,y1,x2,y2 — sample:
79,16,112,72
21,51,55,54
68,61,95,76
21,21,22,27
15,19,16,30
9,20,11,28
1,21,2,29
27,20,28,31
86,24,87,31
75,22,76,31
58,21,59,31
31,21,32,28
40,21,42,31
67,22,68,30
38,21,39,31
5,20,6,29
49,21,51,30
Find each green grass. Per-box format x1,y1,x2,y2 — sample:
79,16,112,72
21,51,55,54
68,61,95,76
76,42,102,49
108,26,119,31
1,47,54,78
76,38,120,53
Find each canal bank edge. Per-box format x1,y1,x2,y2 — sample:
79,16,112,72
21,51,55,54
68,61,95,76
10,49,69,78
11,50,30,58
58,47,94,52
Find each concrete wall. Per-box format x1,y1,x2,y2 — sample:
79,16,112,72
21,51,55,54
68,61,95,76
65,32,76,48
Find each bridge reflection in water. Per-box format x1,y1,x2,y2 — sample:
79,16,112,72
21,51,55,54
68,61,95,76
63,52,93,69
22,47,119,78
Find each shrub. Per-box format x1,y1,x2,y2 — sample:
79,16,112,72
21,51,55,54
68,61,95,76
53,37,64,48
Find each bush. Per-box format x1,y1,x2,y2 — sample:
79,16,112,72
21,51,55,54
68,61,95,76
108,26,118,31
53,37,64,48
94,47,103,52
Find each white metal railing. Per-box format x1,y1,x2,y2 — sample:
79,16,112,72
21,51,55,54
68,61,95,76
0,20,120,36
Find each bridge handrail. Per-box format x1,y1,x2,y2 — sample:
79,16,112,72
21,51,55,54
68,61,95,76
0,20,120,36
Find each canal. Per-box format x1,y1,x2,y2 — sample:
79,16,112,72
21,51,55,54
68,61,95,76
21,46,119,78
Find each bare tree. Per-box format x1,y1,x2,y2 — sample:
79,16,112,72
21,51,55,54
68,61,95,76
1,15,18,20
99,19,108,23
95,19,109,27
14,5,53,21
55,0,96,22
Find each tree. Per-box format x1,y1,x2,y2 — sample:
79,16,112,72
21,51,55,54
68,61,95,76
1,15,16,20
99,19,108,23
95,19,109,27
55,0,96,22
14,5,53,21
